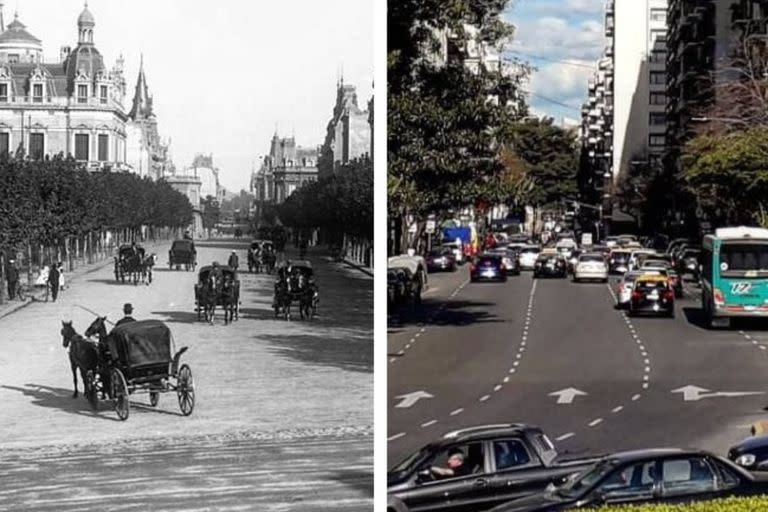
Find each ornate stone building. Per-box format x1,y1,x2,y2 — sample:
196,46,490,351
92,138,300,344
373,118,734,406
251,133,318,206
320,80,372,177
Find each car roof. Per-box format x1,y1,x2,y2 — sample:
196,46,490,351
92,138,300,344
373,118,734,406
541,248,558,254
604,448,704,463
440,423,536,443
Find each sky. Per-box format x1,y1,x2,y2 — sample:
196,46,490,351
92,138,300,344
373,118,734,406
13,0,374,192
504,0,606,126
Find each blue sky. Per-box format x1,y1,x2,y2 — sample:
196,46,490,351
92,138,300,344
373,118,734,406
504,0,606,125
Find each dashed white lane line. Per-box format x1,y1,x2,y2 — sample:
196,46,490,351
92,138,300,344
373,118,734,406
421,420,438,428
388,433,406,442
493,384,503,392
612,406,624,413
556,433,575,442
632,394,641,401
503,376,510,383
588,418,604,427
479,394,490,402
450,408,464,416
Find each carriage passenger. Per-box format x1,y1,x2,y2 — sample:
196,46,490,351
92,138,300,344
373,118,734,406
115,303,136,327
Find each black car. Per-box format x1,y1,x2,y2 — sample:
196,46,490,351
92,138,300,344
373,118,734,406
489,448,768,512
677,248,701,280
487,248,521,276
426,248,458,272
607,251,631,274
388,267,422,305
533,253,567,278
388,424,599,512
471,255,507,282
729,435,768,472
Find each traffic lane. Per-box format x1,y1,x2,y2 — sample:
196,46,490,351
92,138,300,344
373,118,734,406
0,239,371,450
391,277,645,462
387,275,643,463
388,266,470,347
564,290,768,455
388,273,533,458
0,432,372,511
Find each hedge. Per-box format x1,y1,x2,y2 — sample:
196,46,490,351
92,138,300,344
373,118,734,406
589,496,768,512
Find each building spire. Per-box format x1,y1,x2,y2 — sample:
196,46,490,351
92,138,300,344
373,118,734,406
129,54,152,120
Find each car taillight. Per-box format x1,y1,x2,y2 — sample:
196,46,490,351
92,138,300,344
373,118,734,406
664,289,674,301
469,263,476,273
714,287,725,306
631,290,643,300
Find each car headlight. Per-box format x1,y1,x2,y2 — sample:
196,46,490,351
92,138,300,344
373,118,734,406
736,454,756,467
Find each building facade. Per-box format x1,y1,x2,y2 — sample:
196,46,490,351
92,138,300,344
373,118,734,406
251,133,318,206
319,80,372,177
0,5,132,168
188,153,221,201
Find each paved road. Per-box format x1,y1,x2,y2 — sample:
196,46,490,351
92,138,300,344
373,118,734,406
0,239,372,510
388,267,768,465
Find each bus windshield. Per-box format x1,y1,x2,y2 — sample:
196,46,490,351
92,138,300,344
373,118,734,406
720,243,768,277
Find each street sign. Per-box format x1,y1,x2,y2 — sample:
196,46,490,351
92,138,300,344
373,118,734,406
426,220,436,234
394,391,433,408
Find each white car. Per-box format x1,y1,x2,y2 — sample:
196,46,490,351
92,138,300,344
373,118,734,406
573,253,609,283
628,249,657,271
518,245,541,270
441,242,464,265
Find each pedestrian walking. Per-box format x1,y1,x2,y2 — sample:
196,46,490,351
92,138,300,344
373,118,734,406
228,250,239,279
5,258,19,300
47,263,60,302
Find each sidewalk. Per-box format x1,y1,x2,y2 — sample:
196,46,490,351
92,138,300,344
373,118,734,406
285,245,373,279
0,239,172,321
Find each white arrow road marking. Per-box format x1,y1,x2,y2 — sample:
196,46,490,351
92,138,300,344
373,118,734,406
394,390,434,408
549,388,588,405
671,385,765,402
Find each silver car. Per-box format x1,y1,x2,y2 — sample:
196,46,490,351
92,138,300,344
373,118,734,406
573,253,609,283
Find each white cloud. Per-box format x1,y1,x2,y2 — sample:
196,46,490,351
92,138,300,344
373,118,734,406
512,16,605,61
529,61,593,105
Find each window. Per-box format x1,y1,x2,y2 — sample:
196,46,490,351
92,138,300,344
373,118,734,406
651,29,667,43
649,135,666,147
720,243,768,275
0,132,9,155
650,92,666,105
650,113,666,125
98,134,108,161
32,83,43,103
493,440,532,470
650,71,665,85
74,133,89,160
0,83,8,102
660,457,716,497
650,50,667,63
8,54,18,64
650,8,667,22
29,133,44,160
100,85,107,104
597,461,656,500
77,84,88,104
424,443,486,481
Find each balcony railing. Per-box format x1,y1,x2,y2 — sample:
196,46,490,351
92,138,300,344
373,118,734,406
0,95,124,110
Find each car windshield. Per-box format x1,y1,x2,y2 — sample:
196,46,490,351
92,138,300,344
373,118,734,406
636,281,667,290
611,253,629,263
389,446,433,477
643,260,669,268
521,248,539,254
429,250,450,257
579,255,604,263
557,460,618,499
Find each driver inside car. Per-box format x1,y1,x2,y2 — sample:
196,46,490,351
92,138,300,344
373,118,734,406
430,448,471,479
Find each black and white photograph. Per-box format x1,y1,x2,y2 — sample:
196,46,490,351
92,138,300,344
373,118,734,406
0,1,373,510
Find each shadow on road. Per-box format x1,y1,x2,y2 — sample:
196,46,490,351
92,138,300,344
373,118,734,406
151,310,202,324
153,267,196,273
1,384,120,421
389,299,499,330
86,278,140,286
682,306,768,331
328,469,373,498
262,333,372,373
239,307,279,321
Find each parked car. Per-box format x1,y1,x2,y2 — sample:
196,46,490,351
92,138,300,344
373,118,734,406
518,245,542,271
729,435,768,472
426,248,458,273
628,275,675,318
388,424,600,512
488,448,768,512
573,253,609,283
388,266,422,305
442,241,466,265
534,251,568,279
471,254,507,282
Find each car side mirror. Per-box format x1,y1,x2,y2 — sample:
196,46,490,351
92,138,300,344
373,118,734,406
416,469,432,483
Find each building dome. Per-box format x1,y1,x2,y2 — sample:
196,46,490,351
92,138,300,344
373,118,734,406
0,13,43,64
0,14,42,47
78,4,95,26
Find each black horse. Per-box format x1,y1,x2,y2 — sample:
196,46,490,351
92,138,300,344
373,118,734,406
84,316,113,401
60,321,99,398
221,275,238,324
198,275,218,323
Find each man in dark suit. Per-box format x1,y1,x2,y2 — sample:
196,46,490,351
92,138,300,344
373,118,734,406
5,258,19,300
48,263,60,302
115,303,136,327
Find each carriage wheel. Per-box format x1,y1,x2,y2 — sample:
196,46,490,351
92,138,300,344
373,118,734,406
177,364,195,416
85,370,99,411
149,391,159,407
110,369,130,421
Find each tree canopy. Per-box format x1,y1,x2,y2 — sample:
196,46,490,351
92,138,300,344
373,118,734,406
0,154,193,250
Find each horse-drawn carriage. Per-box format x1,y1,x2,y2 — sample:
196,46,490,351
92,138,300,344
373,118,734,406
194,265,240,323
273,260,318,321
168,239,197,271
247,240,276,274
114,244,155,285
73,320,195,421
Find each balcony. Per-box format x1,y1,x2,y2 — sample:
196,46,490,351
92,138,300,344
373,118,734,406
0,95,124,110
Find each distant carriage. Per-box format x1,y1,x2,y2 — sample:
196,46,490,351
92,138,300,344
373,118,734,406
194,265,240,324
273,260,318,321
247,240,276,274
84,320,195,421
168,239,197,271
114,244,154,285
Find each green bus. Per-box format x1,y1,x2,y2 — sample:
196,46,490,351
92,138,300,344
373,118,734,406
702,226,768,328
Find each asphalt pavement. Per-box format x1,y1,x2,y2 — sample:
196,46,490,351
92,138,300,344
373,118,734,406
0,238,372,510
388,266,768,466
